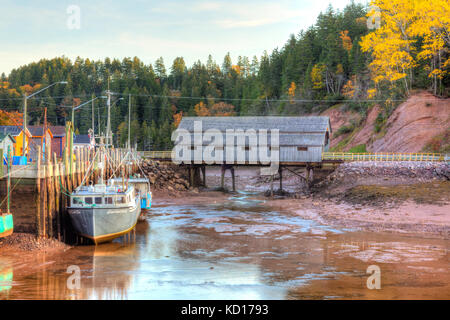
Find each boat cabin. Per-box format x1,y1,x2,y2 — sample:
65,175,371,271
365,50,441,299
70,184,136,208
109,177,152,209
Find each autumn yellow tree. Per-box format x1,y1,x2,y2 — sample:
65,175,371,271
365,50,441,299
288,82,296,104
340,30,353,51
410,0,450,95
173,111,183,127
360,0,416,94
311,64,326,89
210,102,236,116
0,110,23,126
361,0,449,95
194,101,211,116
342,76,356,99
19,83,41,95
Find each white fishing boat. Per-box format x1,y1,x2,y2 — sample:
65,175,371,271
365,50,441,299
67,183,141,244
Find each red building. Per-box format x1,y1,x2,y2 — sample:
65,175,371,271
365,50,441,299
49,126,67,158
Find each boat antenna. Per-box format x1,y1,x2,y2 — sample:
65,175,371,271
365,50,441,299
128,93,131,150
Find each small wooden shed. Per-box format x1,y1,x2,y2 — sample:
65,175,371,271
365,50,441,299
50,126,67,158
0,126,31,156
0,133,15,159
28,126,53,162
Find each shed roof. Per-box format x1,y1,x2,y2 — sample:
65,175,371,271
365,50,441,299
50,126,66,137
74,134,91,144
0,133,15,143
178,116,331,133
28,126,53,138
0,125,28,137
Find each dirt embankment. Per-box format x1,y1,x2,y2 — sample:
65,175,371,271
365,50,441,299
370,92,449,152
322,91,450,152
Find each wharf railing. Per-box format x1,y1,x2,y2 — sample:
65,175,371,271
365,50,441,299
140,150,448,163
321,152,446,162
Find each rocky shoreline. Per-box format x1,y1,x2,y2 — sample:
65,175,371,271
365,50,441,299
141,159,190,192
0,232,71,252
321,161,450,182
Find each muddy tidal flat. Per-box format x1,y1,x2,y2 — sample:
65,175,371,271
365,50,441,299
0,189,449,300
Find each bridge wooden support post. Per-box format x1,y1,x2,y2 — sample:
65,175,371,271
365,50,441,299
201,166,206,187
220,165,225,189
189,165,195,188
278,166,283,192
270,174,274,198
230,167,235,192
220,164,235,192
305,165,313,186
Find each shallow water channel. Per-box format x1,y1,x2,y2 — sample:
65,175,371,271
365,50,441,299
1,192,449,299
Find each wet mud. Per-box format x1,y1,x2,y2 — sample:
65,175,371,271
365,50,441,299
0,192,448,300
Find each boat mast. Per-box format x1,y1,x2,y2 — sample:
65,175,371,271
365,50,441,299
106,86,111,147
99,136,105,185
128,94,131,150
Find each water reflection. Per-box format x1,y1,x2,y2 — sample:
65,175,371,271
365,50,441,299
1,192,449,299
0,259,13,297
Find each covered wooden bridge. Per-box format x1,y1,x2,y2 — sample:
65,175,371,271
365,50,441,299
171,116,332,191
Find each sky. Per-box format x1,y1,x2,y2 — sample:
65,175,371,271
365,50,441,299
0,0,368,75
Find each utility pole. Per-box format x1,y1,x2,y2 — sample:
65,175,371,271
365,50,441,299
106,89,111,147
92,93,95,135
7,146,11,214
98,106,101,136
128,94,131,150
106,76,111,146
44,107,47,161
22,95,27,157
71,99,76,132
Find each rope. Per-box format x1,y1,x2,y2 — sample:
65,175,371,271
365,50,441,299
58,174,71,195
0,176,24,208
79,147,99,187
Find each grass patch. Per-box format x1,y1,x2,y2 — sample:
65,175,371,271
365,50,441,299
348,144,367,153
422,129,450,153
342,182,450,206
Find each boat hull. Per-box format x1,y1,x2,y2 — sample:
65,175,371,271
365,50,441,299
68,200,141,244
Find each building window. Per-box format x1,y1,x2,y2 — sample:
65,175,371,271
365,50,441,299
105,197,113,205
85,197,93,205
95,197,102,205
297,146,308,151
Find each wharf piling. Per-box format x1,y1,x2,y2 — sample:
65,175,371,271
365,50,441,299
0,146,139,243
